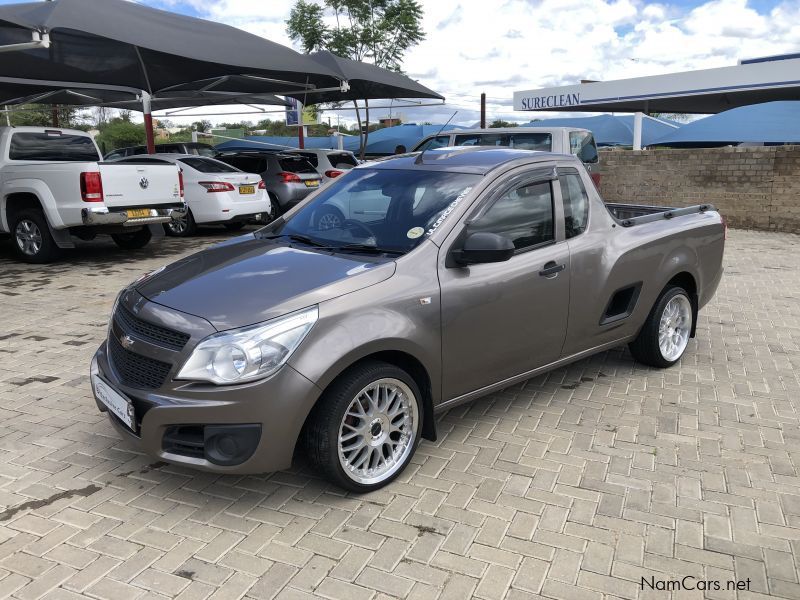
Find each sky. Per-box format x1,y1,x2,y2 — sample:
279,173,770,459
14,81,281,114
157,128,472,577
4,0,799,127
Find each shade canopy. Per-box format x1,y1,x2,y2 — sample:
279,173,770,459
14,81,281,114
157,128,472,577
160,51,444,104
653,101,800,146
0,0,341,96
215,124,459,156
521,114,680,147
1,87,290,111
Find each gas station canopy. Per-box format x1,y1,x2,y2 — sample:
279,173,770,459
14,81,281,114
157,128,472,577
513,54,800,114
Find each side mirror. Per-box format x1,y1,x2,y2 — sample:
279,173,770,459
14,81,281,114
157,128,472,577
452,231,515,265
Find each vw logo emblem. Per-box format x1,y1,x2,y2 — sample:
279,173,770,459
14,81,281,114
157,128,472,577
120,334,134,349
139,177,149,189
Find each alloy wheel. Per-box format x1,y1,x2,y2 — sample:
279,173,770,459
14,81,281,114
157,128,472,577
15,219,43,256
658,294,692,362
318,212,342,230
337,378,419,486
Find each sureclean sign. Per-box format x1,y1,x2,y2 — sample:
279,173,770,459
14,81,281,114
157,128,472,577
519,93,581,109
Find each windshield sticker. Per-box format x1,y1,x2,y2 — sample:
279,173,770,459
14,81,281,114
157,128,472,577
426,187,472,236
407,226,425,239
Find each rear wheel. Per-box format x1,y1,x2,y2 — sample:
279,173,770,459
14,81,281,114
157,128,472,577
305,361,422,493
10,208,60,263
164,209,196,237
111,227,152,250
629,286,693,368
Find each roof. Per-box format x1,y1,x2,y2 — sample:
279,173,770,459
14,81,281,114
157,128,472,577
447,126,590,135
362,147,567,175
653,101,800,146
514,55,800,114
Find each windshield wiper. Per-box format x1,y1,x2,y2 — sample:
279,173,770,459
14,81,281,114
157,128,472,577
262,233,331,247
332,243,404,255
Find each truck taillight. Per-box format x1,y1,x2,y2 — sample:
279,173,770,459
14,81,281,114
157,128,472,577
325,169,344,178
279,172,301,183
258,180,266,189
590,172,602,189
80,171,104,202
199,181,235,193
178,169,185,198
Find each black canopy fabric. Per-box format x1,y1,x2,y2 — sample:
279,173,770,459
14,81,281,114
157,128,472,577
156,52,444,104
0,0,341,94
298,51,444,103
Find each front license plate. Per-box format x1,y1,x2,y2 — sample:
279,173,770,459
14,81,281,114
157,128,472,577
126,208,152,218
304,180,320,188
93,375,135,430
239,185,255,195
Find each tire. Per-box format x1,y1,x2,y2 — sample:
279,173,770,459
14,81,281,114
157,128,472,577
629,286,693,368
314,206,345,231
164,209,196,237
111,227,152,250
10,208,60,263
304,361,423,493
223,222,246,232
268,194,283,219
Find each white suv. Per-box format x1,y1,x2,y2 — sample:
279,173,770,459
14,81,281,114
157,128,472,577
287,149,359,183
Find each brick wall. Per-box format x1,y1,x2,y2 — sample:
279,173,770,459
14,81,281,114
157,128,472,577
599,145,800,233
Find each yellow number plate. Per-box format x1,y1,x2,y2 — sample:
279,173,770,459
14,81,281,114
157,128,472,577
126,208,152,218
305,180,320,188
239,185,255,195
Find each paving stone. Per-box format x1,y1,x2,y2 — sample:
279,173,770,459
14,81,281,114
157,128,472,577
0,230,798,600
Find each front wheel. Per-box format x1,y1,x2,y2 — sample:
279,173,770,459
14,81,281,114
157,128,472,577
111,227,152,250
629,286,693,368
304,361,422,492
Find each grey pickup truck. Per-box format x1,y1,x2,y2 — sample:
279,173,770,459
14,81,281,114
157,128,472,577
91,147,725,492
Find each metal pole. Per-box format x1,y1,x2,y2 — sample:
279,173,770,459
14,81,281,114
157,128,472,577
480,93,486,128
142,90,156,154
299,124,305,149
633,111,643,151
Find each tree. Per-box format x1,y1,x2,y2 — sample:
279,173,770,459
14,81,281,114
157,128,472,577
95,118,146,154
191,120,212,133
6,104,80,128
287,0,425,158
489,120,519,128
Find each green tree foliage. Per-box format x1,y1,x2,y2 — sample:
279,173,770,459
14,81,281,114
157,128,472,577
489,120,520,128
95,118,146,154
287,0,425,156
6,104,80,128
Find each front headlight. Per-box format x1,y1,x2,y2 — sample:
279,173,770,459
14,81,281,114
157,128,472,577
176,306,318,385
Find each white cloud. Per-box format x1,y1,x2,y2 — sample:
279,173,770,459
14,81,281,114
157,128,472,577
144,0,800,127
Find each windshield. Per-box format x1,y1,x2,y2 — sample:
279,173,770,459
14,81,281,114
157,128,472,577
272,168,481,255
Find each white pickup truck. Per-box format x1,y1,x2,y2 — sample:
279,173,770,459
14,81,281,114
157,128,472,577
0,126,186,263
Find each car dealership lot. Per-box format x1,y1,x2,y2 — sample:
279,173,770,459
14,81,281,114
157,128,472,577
0,229,798,599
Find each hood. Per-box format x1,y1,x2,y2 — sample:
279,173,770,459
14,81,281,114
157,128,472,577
136,234,396,330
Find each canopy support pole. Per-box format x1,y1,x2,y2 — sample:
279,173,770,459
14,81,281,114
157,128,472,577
142,91,155,154
633,111,643,151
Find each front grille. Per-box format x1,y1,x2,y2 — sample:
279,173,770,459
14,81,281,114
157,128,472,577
115,304,190,351
108,335,172,389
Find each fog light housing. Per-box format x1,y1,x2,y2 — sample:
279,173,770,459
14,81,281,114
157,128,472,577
204,424,261,466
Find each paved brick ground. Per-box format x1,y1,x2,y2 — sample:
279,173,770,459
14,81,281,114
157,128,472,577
0,228,798,600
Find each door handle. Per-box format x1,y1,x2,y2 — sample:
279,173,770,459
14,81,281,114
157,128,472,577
539,261,565,278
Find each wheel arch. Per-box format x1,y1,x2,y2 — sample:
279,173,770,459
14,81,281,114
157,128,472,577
299,348,437,448
663,271,699,338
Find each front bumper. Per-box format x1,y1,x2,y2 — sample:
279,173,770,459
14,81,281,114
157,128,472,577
81,205,187,227
91,302,322,474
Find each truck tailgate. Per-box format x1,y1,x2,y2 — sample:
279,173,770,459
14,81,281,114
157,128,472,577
99,162,181,208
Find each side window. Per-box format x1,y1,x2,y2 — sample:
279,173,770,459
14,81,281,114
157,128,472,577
468,180,554,251
416,135,450,151
569,131,599,164
558,170,590,239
